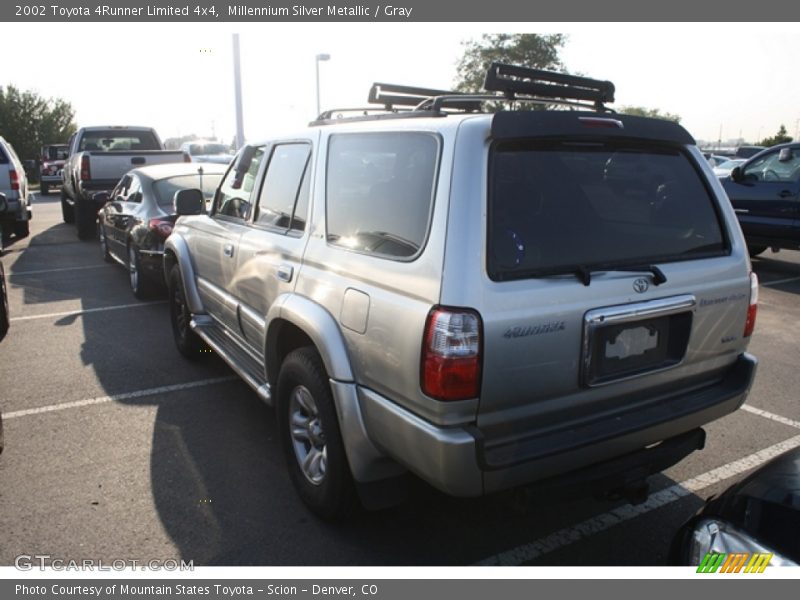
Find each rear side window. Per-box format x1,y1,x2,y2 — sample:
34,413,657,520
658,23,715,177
488,140,727,281
326,132,439,259
153,173,224,209
79,130,160,151
0,146,7,164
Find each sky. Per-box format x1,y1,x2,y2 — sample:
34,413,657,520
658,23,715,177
2,22,799,148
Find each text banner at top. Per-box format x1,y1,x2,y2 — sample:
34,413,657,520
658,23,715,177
3,0,800,21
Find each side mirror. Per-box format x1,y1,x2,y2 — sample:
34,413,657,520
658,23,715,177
730,166,744,182
174,188,205,216
92,191,110,204
0,193,7,213
778,147,794,162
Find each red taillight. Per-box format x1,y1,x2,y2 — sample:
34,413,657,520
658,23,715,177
148,218,174,238
743,272,758,337
9,169,19,191
80,156,91,181
421,307,482,401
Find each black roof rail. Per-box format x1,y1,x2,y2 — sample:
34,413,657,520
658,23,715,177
483,62,615,108
368,83,483,112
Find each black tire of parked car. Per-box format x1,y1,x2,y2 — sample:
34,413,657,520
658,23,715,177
75,200,95,240
60,189,75,224
167,265,207,359
0,261,9,342
276,347,357,520
13,220,29,239
40,184,49,196
748,245,768,258
128,244,155,300
99,225,112,263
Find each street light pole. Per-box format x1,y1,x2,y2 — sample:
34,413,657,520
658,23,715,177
315,53,330,118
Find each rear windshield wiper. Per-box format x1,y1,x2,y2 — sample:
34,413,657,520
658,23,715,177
575,264,667,287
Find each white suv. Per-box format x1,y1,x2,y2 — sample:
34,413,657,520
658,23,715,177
0,136,32,243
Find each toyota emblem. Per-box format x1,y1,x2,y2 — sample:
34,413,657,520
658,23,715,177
633,278,650,294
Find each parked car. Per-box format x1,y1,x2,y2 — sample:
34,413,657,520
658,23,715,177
61,126,186,240
735,145,767,159
165,63,758,519
0,136,32,243
713,158,745,179
97,162,226,299
671,446,800,567
38,143,68,195
180,140,234,165
704,154,730,168
722,142,800,257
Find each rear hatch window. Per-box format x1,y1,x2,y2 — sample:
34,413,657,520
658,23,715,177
488,140,728,281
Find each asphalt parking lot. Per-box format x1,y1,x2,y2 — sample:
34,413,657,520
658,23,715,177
1,192,799,567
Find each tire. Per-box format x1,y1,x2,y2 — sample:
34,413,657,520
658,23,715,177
167,264,206,359
277,347,357,519
61,189,75,224
98,224,112,263
128,243,155,300
0,262,9,342
75,200,95,240
748,245,767,258
13,220,29,239
41,183,49,196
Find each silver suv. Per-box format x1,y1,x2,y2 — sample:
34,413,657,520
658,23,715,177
165,64,758,518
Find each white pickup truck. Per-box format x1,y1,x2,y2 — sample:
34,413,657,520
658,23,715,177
61,126,185,239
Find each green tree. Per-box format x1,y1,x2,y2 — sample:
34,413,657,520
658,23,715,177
0,85,77,161
454,34,567,93
618,106,682,123
760,125,792,147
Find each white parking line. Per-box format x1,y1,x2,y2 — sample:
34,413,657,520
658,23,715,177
761,276,800,287
10,264,112,276
9,301,166,322
2,376,239,420
742,404,800,430
477,432,800,566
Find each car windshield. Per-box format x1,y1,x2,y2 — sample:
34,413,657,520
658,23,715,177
488,140,728,281
189,143,228,155
717,160,743,170
153,172,223,209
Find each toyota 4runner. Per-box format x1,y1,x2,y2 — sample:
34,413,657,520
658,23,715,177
165,64,758,518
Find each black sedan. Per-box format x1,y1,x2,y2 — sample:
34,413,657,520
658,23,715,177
98,162,226,298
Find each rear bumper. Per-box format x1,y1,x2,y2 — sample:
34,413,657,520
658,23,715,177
357,352,757,497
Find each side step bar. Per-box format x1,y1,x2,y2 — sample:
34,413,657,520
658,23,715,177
191,316,272,405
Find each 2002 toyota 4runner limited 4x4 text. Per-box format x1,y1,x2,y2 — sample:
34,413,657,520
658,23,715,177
164,64,758,518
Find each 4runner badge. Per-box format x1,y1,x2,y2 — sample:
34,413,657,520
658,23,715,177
633,278,650,293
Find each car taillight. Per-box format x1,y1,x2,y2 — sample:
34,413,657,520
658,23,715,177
421,307,482,401
148,218,174,238
744,272,758,337
80,156,91,181
9,169,19,191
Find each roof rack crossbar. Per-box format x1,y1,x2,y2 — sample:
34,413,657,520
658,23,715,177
369,83,483,112
484,62,615,106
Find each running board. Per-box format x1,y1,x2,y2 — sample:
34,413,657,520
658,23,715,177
191,316,272,405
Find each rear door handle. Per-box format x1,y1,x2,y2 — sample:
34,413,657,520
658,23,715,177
223,243,234,258
276,265,294,283
778,190,794,198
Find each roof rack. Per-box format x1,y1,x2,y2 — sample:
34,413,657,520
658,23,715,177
311,63,616,126
483,62,615,108
368,83,484,112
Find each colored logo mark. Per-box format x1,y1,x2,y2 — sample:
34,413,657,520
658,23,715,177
696,552,772,573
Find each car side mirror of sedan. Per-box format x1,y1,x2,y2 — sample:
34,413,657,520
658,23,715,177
730,166,744,182
174,189,205,216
